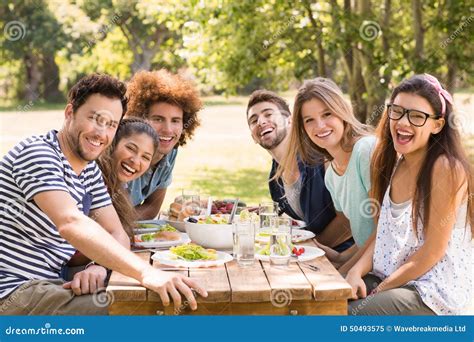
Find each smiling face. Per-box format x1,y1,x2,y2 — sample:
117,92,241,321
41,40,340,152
65,93,123,163
389,92,445,156
148,102,184,157
112,133,155,182
301,98,345,152
247,101,290,150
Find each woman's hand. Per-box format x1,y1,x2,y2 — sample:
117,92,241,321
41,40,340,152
313,239,341,263
345,271,367,300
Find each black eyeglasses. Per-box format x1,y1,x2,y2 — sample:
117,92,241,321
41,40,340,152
386,104,440,127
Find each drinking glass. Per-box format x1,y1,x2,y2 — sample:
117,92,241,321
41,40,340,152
182,189,201,216
269,217,292,267
258,201,278,234
233,221,255,267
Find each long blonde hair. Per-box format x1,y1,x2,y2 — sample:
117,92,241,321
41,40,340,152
275,78,372,181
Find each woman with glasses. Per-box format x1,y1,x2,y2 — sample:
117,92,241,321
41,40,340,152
347,74,472,315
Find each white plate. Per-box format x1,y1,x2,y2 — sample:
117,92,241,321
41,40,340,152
133,233,191,249
255,229,315,243
133,219,168,234
152,250,233,268
255,245,325,263
291,220,306,229
291,229,315,243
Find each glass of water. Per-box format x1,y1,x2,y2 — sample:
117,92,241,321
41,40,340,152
233,220,255,267
182,189,201,216
258,201,278,234
269,217,292,267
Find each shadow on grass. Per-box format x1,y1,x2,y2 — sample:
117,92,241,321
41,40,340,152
189,167,271,204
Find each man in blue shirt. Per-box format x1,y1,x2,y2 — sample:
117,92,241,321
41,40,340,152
125,70,202,219
246,90,353,251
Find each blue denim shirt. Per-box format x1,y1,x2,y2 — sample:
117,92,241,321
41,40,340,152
127,148,178,206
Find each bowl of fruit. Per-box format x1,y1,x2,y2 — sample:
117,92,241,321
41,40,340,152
184,214,235,250
211,200,246,215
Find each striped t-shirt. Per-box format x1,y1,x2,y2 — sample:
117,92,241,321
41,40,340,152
0,130,112,299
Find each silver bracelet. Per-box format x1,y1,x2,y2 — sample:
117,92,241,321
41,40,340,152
84,261,96,269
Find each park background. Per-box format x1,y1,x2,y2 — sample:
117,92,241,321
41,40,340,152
1,0,473,210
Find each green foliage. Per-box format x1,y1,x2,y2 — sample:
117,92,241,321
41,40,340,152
0,0,472,116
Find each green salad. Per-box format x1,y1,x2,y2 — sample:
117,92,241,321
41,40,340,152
169,244,217,261
255,240,294,256
137,223,177,231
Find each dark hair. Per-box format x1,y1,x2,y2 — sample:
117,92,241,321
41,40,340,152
97,118,158,239
246,89,291,118
68,73,128,117
370,74,473,232
126,69,202,146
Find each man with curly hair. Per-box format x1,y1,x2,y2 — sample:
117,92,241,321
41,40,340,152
125,69,202,219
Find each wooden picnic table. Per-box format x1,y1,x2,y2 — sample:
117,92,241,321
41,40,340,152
106,239,352,315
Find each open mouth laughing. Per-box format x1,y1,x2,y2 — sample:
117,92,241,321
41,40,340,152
120,161,137,177
395,129,414,145
260,127,274,138
85,137,104,149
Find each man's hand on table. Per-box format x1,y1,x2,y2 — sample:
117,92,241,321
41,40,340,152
140,267,208,311
63,265,108,295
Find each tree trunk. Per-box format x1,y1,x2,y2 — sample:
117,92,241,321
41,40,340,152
351,61,367,122
356,0,389,125
131,49,154,73
42,53,64,102
23,52,41,102
446,62,457,94
412,0,424,71
303,0,327,77
329,0,366,121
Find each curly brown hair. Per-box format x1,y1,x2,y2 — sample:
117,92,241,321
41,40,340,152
125,69,202,146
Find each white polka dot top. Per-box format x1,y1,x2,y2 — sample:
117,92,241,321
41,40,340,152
372,182,472,315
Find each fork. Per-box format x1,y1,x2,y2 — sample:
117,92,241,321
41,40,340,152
300,264,320,272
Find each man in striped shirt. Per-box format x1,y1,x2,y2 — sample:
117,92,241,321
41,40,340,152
0,74,206,315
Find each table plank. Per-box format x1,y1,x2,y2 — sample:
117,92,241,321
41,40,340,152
147,258,189,303
226,260,271,303
189,265,231,303
298,239,352,301
261,261,312,301
107,285,147,302
108,252,151,287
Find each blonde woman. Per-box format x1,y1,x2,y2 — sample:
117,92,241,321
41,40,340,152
276,78,376,272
